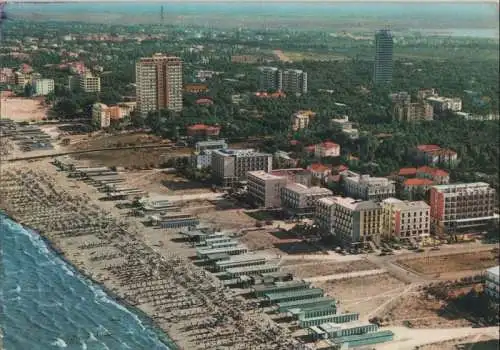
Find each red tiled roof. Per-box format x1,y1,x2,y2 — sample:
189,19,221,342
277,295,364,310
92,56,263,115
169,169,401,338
306,145,316,152
318,141,340,149
188,124,208,130
438,148,457,156
417,166,449,177
308,163,330,172
417,144,441,153
398,167,417,176
404,178,434,186
290,140,300,146
336,164,348,172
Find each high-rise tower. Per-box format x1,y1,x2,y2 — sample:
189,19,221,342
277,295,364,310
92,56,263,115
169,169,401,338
135,53,183,118
373,29,393,86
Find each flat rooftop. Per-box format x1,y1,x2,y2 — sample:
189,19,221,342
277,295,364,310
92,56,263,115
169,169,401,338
486,266,499,278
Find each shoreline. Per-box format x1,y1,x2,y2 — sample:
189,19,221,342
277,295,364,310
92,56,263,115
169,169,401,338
0,210,178,350
0,160,296,349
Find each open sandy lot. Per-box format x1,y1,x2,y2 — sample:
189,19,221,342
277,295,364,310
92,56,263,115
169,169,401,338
396,250,499,278
0,97,49,121
315,273,408,317
281,260,377,279
418,335,498,350
383,291,473,328
120,171,211,195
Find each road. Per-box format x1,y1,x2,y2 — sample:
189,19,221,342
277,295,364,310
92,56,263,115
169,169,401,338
378,326,499,350
303,269,386,283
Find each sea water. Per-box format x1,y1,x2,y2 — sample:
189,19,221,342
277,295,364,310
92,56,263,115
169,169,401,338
0,214,175,350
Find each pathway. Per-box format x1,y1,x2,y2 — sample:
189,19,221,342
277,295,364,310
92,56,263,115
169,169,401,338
303,268,386,282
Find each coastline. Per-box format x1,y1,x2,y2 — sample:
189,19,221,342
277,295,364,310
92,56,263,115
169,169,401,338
0,210,178,350
0,160,295,349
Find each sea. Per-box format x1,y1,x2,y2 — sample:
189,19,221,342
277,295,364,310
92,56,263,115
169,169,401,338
0,213,175,350
7,2,500,38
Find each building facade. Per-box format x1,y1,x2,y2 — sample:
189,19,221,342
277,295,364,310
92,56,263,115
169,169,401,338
211,149,272,187
91,103,111,128
291,110,315,131
315,197,382,247
426,96,462,113
136,53,183,118
381,198,430,240
32,78,55,96
258,66,282,92
429,183,498,235
393,102,434,122
373,29,393,86
191,140,228,169
485,266,499,301
281,183,332,217
342,171,396,201
282,69,308,95
247,171,287,208
415,145,458,167
314,141,340,158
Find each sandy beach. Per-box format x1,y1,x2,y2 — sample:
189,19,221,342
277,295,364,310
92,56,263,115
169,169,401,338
0,159,296,350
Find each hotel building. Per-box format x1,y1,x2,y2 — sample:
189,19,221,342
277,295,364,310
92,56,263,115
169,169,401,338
315,197,382,247
281,183,332,217
429,182,498,235
247,171,287,208
381,198,430,240
341,171,396,201
211,149,272,187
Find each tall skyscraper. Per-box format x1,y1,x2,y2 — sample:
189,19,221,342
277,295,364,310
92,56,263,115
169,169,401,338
258,66,282,92
135,53,182,118
373,29,393,86
283,69,308,95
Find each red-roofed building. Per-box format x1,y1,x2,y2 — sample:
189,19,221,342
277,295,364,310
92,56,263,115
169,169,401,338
254,91,286,99
305,145,316,154
314,141,340,158
186,124,221,137
19,63,33,74
195,97,214,106
416,166,449,184
415,144,458,166
398,167,418,177
332,164,349,175
403,178,434,200
307,163,332,180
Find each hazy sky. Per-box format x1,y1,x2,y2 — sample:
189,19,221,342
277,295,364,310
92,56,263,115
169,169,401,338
7,0,500,3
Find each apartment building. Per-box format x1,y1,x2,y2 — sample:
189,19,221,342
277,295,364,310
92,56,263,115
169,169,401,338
485,266,499,301
247,171,287,208
403,178,434,200
291,110,315,131
315,196,382,247
393,101,434,122
258,66,282,92
314,141,340,158
415,145,458,167
426,96,462,113
381,198,430,240
341,171,396,201
416,166,450,185
91,103,111,128
191,140,228,169
281,183,332,217
331,116,360,139
32,78,55,96
211,149,272,187
282,69,308,95
429,183,498,235
373,29,394,86
136,54,183,118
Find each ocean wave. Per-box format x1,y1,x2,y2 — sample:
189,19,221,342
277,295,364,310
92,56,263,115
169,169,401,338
51,338,68,348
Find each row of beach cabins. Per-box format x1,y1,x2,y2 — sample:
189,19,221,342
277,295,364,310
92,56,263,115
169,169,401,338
53,157,200,229
182,227,395,350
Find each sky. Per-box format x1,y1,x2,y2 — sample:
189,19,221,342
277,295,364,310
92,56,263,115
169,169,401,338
6,0,500,3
